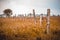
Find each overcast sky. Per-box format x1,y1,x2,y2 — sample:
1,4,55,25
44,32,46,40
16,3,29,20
0,0,60,16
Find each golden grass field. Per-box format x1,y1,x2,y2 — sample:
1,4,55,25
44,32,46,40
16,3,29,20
0,16,60,40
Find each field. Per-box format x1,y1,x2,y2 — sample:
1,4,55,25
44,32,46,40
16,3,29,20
0,16,60,40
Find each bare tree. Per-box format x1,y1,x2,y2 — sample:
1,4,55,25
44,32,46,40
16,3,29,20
3,9,12,17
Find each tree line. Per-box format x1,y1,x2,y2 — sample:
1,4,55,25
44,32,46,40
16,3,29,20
0,9,60,18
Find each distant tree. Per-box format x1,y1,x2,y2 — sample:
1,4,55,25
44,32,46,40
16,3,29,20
58,14,60,16
53,15,56,16
3,9,12,17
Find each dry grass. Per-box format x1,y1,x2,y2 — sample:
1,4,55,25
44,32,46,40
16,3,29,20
0,16,60,40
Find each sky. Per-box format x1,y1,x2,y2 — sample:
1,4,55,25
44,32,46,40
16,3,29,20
0,0,60,16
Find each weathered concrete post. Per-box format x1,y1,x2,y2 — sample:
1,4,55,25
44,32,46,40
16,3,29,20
47,9,50,34
33,9,36,24
25,14,26,17
29,13,32,17
40,14,43,27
